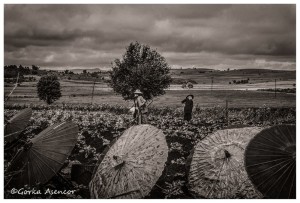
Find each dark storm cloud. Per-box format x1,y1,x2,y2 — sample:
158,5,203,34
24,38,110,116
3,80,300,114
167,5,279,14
4,4,296,70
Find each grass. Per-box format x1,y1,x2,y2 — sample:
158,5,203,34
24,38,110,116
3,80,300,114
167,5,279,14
4,68,296,108
5,84,295,108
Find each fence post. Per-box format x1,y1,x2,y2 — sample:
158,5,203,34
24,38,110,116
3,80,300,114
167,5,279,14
275,79,277,98
91,79,96,104
211,77,214,93
226,100,229,126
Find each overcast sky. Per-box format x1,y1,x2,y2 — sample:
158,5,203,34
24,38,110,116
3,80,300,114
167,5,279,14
4,4,296,70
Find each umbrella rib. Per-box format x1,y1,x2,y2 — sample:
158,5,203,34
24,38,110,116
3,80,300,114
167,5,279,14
285,125,295,144
37,130,78,142
32,146,74,156
4,130,23,138
34,142,77,149
104,169,120,198
36,136,78,143
277,161,295,197
249,158,292,177
246,157,292,168
31,149,59,181
33,124,75,142
29,151,38,186
31,147,65,165
33,144,76,148
264,160,294,190
246,146,290,155
125,127,157,155
120,126,135,155
276,126,292,145
287,163,296,199
267,160,295,198
30,150,49,183
265,129,287,147
255,132,284,149
206,158,226,198
128,167,144,198
38,126,78,141
127,140,165,159
121,127,144,155
254,158,294,189
27,152,32,186
250,140,291,152
125,132,163,157
246,154,292,157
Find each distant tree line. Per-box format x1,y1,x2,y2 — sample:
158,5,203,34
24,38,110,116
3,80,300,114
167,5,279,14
229,78,250,85
4,64,41,78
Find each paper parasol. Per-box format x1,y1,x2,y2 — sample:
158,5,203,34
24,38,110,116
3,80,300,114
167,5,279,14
245,125,296,199
188,127,263,198
5,121,79,188
89,124,168,199
4,108,32,143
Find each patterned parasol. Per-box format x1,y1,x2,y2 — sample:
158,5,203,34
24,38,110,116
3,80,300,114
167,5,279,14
89,124,168,199
4,108,32,143
245,125,296,199
188,127,263,198
5,121,79,188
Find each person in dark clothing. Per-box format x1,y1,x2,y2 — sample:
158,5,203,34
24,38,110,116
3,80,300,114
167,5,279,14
181,94,194,121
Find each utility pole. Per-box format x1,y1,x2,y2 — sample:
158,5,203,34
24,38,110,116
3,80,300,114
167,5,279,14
91,79,96,104
226,100,229,126
275,79,277,99
211,76,214,93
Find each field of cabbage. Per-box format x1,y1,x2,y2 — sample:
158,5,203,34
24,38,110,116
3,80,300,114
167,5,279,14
4,104,296,199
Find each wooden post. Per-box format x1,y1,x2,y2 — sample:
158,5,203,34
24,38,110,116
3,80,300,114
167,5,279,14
4,72,19,103
226,100,229,126
91,79,96,104
275,79,277,98
211,77,214,93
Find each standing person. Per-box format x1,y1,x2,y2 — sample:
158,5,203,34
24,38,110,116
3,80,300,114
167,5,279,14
181,94,194,121
133,89,148,124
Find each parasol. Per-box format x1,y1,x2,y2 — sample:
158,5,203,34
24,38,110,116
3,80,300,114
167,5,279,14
89,124,168,199
5,121,79,188
187,127,263,198
4,108,32,143
245,125,296,199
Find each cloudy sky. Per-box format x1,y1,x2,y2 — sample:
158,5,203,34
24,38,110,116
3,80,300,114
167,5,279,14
4,4,296,70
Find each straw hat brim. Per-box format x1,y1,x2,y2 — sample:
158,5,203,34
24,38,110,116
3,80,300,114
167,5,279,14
186,94,194,99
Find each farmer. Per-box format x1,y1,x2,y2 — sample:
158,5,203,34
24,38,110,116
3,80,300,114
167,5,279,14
133,89,148,124
181,94,194,121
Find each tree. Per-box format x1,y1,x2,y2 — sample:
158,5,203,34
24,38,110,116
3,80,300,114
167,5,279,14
109,42,172,100
37,75,62,104
32,65,40,75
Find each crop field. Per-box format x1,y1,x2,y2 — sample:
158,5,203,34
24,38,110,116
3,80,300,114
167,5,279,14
4,104,296,198
4,68,296,198
4,81,296,108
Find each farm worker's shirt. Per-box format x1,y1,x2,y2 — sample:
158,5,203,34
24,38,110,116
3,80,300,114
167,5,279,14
135,96,148,113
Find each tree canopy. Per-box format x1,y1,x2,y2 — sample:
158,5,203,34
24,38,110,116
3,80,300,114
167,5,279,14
37,75,62,104
109,42,172,100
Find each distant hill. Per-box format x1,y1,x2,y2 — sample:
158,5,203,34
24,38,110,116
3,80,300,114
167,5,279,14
170,68,295,85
